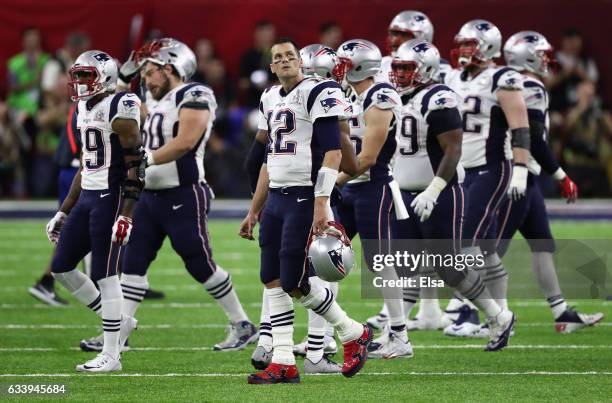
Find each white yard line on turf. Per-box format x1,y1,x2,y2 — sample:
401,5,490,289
2,345,611,352
1,322,611,330
0,371,610,378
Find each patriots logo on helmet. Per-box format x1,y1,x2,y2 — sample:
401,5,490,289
521,35,540,43
320,97,343,113
122,100,138,108
314,47,336,56
328,247,346,275
412,42,431,53
475,23,491,31
93,52,110,62
342,42,371,54
414,14,426,21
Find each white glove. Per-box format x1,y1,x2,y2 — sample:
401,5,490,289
111,215,133,245
46,211,67,244
507,164,528,201
118,51,140,87
410,177,447,222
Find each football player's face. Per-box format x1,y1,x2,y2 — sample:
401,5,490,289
142,62,171,100
270,43,302,79
388,30,415,51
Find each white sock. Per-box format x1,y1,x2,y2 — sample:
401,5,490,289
300,283,362,343
258,288,272,349
98,275,123,359
532,252,567,319
267,287,295,365
417,278,440,318
480,253,508,310
306,277,329,362
326,280,338,337
52,269,101,317
204,267,248,323
82,252,92,277
380,267,406,336
120,274,148,318
402,286,419,319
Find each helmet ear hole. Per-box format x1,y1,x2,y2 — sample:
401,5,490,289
356,66,362,71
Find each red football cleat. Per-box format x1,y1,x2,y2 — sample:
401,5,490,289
341,325,372,378
247,363,300,384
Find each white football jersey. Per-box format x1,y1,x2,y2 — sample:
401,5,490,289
393,84,464,190
143,82,217,190
445,65,524,168
522,75,550,176
77,92,141,190
347,82,401,184
257,77,351,188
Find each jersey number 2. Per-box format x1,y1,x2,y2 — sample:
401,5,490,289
462,96,482,134
271,110,296,155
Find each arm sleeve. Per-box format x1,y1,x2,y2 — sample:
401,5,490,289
426,108,463,136
244,139,267,193
111,93,141,125
528,109,560,175
312,116,341,153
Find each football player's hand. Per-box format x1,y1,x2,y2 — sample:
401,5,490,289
312,198,329,235
410,191,437,222
239,212,258,240
118,51,140,85
112,215,133,245
559,176,578,203
507,164,528,201
46,211,67,244
410,177,446,222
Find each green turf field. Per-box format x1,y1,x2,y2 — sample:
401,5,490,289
0,220,610,402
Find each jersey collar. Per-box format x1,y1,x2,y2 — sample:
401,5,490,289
279,78,310,97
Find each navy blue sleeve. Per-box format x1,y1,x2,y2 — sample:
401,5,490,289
244,139,267,193
426,108,463,136
312,116,341,152
528,109,560,175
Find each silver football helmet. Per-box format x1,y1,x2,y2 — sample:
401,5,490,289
68,50,118,101
391,39,440,95
336,39,382,83
300,44,323,76
504,31,556,76
313,46,343,81
136,37,196,81
387,10,434,54
452,19,502,67
308,222,355,282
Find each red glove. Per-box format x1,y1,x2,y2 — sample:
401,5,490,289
112,215,133,245
559,176,578,203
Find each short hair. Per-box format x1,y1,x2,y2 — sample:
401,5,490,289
271,36,300,55
21,27,39,38
256,20,274,29
562,27,581,38
320,22,339,34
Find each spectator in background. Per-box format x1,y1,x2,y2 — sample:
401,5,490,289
41,32,90,98
319,22,343,50
547,28,599,113
238,20,276,108
0,101,26,198
561,81,612,196
6,27,50,196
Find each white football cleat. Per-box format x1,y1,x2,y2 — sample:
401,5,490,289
76,352,121,373
366,312,389,331
443,305,484,337
555,309,604,334
304,356,342,374
366,324,390,353
406,309,444,331
485,310,516,352
367,332,414,359
119,315,137,350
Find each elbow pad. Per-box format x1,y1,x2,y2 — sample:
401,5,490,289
511,127,530,150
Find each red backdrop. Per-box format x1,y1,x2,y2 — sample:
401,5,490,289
0,0,610,100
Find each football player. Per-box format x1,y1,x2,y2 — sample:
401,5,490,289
389,39,515,351
331,39,412,359
368,10,449,332
239,37,370,384
497,31,603,333
249,44,358,374
46,50,144,372
80,39,258,353
441,19,530,337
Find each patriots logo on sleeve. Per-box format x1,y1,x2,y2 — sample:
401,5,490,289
190,89,205,98
122,100,138,108
377,93,397,104
320,97,343,113
505,77,517,86
328,248,347,275
434,93,457,107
